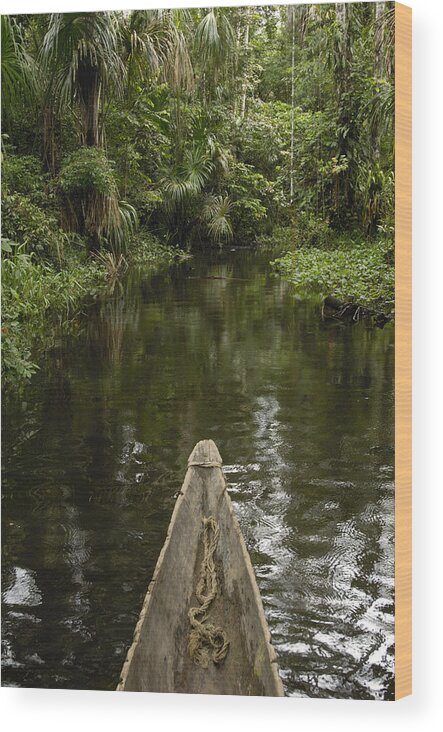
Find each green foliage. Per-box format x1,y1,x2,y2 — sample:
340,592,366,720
1,5,396,386
2,6,394,249
58,148,137,253
2,154,47,203
356,162,394,236
271,239,394,313
91,249,128,279
202,194,233,243
1,193,66,261
1,227,186,384
224,161,273,241
1,238,20,254
161,145,214,210
58,147,119,197
294,213,331,248
119,9,191,93
41,12,125,146
1,248,107,383
231,197,268,241
235,100,290,177
128,230,191,266
1,15,36,113
194,9,235,85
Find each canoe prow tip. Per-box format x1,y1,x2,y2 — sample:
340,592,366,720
188,439,223,468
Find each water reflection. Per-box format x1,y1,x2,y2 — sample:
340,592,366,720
3,567,42,607
2,249,394,697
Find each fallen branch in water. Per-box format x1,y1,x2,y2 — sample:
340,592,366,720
187,276,249,281
323,295,393,328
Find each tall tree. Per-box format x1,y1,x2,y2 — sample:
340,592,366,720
239,7,251,120
119,9,192,102
375,2,386,79
41,12,124,147
330,2,359,221
1,16,35,118
194,8,235,103
288,6,297,204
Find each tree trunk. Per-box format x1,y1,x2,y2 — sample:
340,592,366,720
375,2,386,79
334,3,354,215
335,3,347,30
290,11,296,204
374,2,386,160
42,105,58,174
240,9,250,119
78,59,100,147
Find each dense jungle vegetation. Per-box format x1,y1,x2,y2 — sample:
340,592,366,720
1,4,395,383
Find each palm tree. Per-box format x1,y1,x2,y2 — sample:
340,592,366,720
118,10,193,101
162,147,213,203
57,146,137,255
372,2,395,160
160,116,231,248
202,194,233,245
194,8,236,102
1,16,36,119
286,4,310,205
41,12,124,147
39,13,135,251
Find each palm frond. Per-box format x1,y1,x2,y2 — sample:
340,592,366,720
202,194,233,243
183,146,214,191
120,10,193,93
1,16,37,112
195,9,235,70
41,12,125,113
161,145,214,210
367,79,394,139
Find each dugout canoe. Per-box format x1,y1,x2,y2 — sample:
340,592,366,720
117,439,284,696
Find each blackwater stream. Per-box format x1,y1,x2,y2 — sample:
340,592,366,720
2,248,395,698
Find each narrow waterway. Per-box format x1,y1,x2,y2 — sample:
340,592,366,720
1,248,395,698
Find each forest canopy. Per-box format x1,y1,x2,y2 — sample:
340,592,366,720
1,4,395,381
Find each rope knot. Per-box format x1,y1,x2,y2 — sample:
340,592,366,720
188,517,229,668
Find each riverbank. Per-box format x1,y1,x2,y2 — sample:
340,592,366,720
2,247,395,697
270,237,394,321
1,231,186,386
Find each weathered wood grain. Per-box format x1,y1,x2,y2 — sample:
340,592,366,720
395,1,412,701
117,439,284,696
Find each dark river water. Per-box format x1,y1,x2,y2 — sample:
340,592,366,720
1,248,395,699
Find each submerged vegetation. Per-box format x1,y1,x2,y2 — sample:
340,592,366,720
2,5,394,382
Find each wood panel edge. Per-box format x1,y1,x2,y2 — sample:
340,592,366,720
394,1,412,701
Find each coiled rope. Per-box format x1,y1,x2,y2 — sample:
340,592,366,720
188,517,230,668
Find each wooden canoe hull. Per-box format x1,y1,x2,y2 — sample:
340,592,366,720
117,440,284,696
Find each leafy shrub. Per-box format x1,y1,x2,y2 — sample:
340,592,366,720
1,193,66,261
2,154,48,204
58,148,137,253
231,197,267,242
256,225,293,253
356,162,394,236
58,147,119,198
224,162,274,241
128,188,163,226
271,239,394,313
1,248,106,383
129,230,189,266
236,100,290,178
202,194,233,244
295,212,331,248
